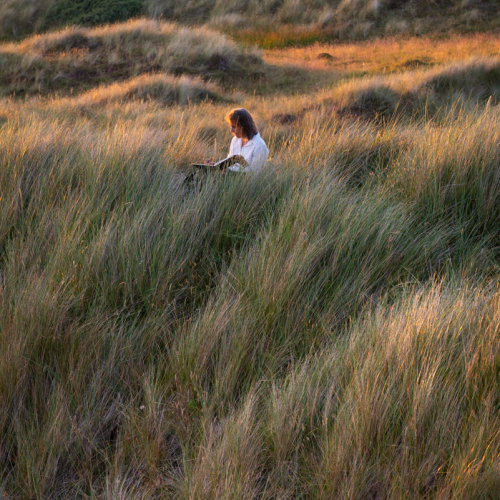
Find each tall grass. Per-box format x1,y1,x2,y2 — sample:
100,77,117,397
1,24,500,497
388,102,500,239
1,93,500,497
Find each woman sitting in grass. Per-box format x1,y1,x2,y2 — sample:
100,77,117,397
225,108,269,172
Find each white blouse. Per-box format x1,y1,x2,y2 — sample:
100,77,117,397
228,133,269,173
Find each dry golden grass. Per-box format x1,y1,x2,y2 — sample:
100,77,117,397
2,22,500,102
263,33,500,75
0,19,264,97
66,73,224,108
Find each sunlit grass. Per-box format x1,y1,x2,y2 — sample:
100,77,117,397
263,33,500,75
1,19,500,499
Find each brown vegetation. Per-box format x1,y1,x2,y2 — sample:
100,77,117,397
0,20,264,97
1,0,499,44
66,74,224,109
1,17,500,500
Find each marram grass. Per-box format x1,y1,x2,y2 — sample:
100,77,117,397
1,29,500,498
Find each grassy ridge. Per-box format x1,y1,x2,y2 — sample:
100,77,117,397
0,20,263,97
2,21,500,105
1,21,500,499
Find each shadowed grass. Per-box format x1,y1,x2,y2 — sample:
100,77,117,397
1,27,500,498
387,102,500,240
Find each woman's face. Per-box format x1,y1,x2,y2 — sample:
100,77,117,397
230,121,245,139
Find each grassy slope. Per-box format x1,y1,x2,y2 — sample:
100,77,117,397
1,20,500,500
0,20,264,97
1,0,500,42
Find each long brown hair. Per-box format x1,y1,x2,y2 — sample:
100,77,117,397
225,108,258,140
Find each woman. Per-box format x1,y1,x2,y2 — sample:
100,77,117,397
225,108,269,173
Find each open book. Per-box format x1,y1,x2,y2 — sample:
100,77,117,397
191,155,248,170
